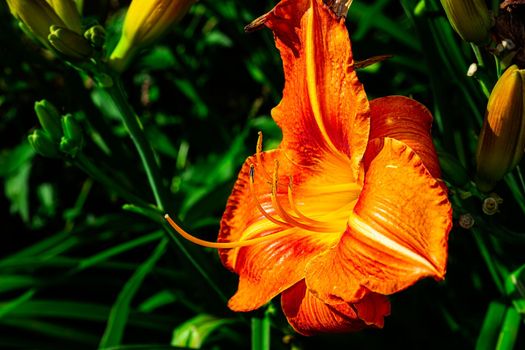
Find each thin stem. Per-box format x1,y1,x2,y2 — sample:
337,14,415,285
470,43,491,98
75,153,150,207
104,77,168,210
471,228,506,296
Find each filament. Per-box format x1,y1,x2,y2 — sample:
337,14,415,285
249,164,292,228
164,214,297,249
270,160,335,233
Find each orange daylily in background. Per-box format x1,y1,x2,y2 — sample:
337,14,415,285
167,0,452,336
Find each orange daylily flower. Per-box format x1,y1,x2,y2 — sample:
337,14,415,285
166,0,452,336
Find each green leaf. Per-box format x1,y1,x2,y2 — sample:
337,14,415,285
99,239,168,349
5,161,32,222
0,318,99,344
77,231,163,271
138,290,177,313
171,314,236,349
476,302,507,350
91,89,122,121
0,275,37,293
140,46,178,70
0,142,34,177
496,307,522,350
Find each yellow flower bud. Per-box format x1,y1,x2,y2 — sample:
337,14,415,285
440,0,492,44
6,0,66,45
6,0,83,50
476,65,525,192
109,0,195,72
45,0,82,34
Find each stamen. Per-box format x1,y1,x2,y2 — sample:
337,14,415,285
256,131,272,180
270,160,335,233
164,214,297,249
249,164,292,228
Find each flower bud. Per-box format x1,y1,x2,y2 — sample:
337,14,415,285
476,65,525,192
84,25,106,50
440,0,491,44
48,25,93,60
34,100,63,142
109,0,195,72
59,114,84,157
45,0,82,34
28,129,60,158
6,0,66,46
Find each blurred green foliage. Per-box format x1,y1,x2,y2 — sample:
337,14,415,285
0,0,524,349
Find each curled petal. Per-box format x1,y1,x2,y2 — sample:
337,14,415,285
281,280,390,336
368,96,441,178
260,0,370,177
306,138,452,301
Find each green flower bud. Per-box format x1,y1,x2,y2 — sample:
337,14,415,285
440,0,492,44
59,114,84,157
28,129,60,158
34,100,63,142
48,25,93,60
84,25,106,50
476,65,525,192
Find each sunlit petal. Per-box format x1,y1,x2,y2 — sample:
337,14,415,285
259,0,370,178
306,138,451,302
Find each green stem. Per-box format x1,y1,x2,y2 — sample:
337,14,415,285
104,77,168,210
75,153,150,207
471,228,506,296
470,44,491,98
251,312,271,350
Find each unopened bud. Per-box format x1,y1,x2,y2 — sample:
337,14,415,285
84,25,105,50
34,100,63,142
48,25,93,60
46,0,82,33
6,0,66,46
28,129,60,158
109,0,196,72
475,65,525,192
440,0,491,44
59,114,84,157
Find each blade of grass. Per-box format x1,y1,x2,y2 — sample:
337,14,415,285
496,307,521,350
76,231,163,271
98,239,168,349
476,301,507,350
0,318,99,344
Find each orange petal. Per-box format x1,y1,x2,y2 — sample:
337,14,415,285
281,280,390,336
306,138,452,302
369,96,441,178
261,0,370,178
